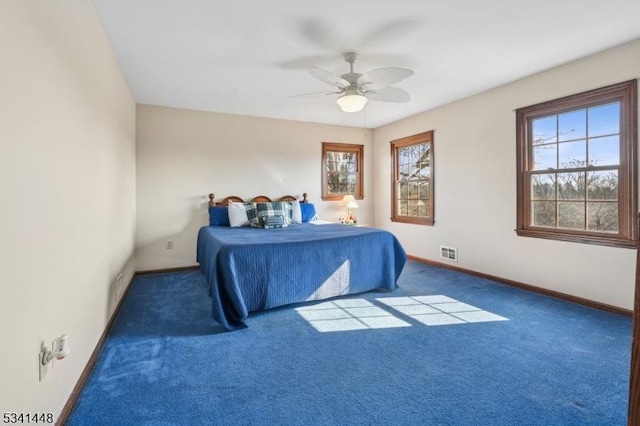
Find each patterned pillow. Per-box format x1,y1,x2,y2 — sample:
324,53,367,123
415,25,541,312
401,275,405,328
256,202,290,228
244,202,260,227
261,215,286,229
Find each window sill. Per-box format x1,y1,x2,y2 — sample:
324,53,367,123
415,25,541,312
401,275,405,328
321,195,364,201
515,228,637,249
391,217,434,226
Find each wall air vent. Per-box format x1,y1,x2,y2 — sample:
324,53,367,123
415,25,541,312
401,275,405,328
440,246,458,262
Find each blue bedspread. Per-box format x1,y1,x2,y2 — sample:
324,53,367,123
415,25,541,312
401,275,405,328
196,223,407,330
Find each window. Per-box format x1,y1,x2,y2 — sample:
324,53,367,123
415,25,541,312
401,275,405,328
391,131,434,225
322,142,364,201
516,80,637,248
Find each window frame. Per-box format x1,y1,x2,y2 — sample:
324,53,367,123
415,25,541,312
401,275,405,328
321,142,364,201
515,80,637,248
390,131,435,226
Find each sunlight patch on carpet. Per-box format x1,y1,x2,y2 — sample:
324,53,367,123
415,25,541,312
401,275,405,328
295,299,411,332
296,295,507,332
377,295,508,326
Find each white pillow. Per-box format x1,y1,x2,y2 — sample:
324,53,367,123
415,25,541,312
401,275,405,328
290,200,302,224
228,202,250,227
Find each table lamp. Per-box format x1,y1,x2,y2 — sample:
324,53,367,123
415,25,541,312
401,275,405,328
343,195,359,224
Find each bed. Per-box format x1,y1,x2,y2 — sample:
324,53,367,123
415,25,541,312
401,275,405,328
196,193,407,330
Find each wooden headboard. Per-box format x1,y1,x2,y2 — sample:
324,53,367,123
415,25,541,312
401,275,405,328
208,193,308,207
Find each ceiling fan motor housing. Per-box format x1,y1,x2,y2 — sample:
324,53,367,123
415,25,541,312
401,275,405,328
303,51,413,110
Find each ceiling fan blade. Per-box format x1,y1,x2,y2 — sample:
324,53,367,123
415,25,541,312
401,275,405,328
298,18,343,50
309,66,350,88
359,20,423,49
286,91,341,99
365,87,411,103
351,53,415,68
358,67,414,90
277,55,341,70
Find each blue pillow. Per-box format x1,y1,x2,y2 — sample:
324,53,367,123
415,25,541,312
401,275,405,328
208,206,230,226
300,203,316,222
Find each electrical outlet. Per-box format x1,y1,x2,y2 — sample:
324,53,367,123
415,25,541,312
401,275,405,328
166,240,173,250
39,342,48,381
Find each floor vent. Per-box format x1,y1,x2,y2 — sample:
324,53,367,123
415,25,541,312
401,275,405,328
440,246,458,262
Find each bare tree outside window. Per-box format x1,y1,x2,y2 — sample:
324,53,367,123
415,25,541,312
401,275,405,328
516,80,637,248
391,131,434,225
322,143,363,201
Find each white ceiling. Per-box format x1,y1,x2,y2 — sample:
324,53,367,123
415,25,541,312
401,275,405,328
93,0,640,129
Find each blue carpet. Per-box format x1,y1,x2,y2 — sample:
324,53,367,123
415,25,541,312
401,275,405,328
67,261,631,425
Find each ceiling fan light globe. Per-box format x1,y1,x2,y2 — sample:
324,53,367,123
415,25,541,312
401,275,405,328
337,93,367,113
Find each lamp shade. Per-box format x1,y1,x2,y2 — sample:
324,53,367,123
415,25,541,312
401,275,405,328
342,194,359,209
336,90,367,113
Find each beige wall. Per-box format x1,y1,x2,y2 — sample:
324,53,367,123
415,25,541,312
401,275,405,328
135,105,373,271
0,0,634,415
0,0,136,417
373,39,640,310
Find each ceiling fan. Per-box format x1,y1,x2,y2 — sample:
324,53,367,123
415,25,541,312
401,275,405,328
300,52,414,113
